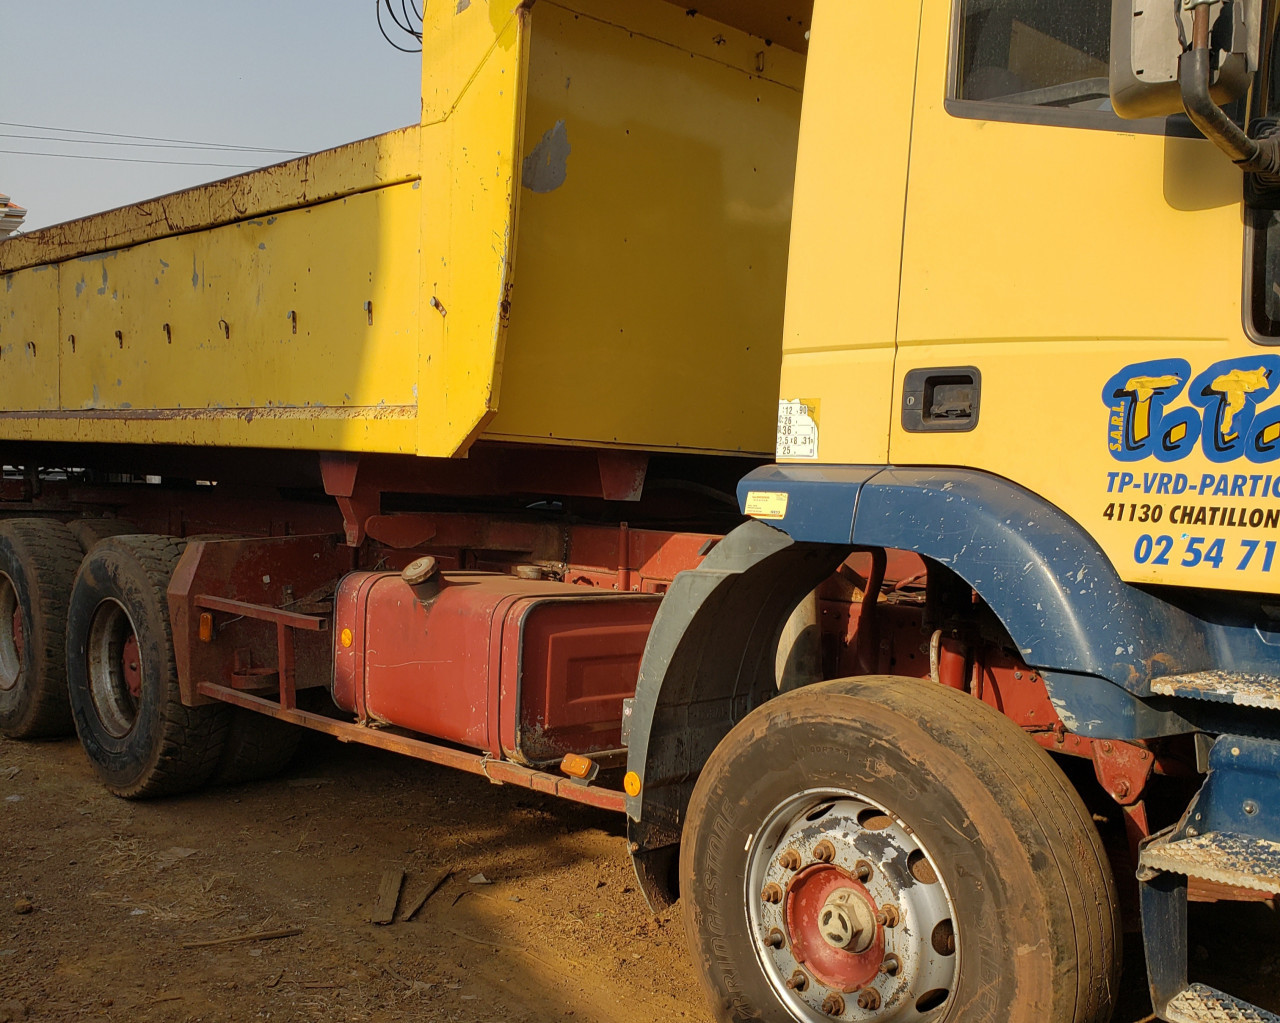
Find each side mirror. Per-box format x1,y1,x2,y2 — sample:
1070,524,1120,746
1110,0,1259,119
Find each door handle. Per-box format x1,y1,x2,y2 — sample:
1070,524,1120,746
901,367,981,433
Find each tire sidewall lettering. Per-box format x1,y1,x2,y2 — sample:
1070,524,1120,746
682,689,1060,1022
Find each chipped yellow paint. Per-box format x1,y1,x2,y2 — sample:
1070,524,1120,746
1,127,421,273
416,0,529,457
0,0,803,460
776,0,922,466
0,266,60,411
482,0,803,455
56,184,420,446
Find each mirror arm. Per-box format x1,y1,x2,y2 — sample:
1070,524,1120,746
1179,6,1280,173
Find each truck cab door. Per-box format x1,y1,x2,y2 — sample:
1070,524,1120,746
891,0,1254,591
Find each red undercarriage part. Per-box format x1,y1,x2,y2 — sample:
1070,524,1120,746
331,571,658,765
156,518,1234,898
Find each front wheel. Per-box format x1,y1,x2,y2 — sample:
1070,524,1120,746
680,676,1119,1023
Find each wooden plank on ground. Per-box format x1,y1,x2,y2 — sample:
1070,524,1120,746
399,866,453,922
371,867,406,925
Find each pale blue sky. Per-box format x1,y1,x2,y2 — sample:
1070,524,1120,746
1,1,422,231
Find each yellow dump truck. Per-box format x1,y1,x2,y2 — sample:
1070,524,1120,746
4,0,1280,1020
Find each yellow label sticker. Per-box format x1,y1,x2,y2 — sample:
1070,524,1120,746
744,491,789,520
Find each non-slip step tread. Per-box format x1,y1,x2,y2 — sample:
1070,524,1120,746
1164,983,1280,1023
1151,672,1280,710
1140,831,1280,894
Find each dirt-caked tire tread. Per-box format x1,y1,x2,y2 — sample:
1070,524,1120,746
680,675,1120,1023
215,709,302,785
66,518,140,554
67,534,229,798
0,518,85,738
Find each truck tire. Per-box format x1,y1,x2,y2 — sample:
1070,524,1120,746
680,676,1119,1023
66,535,229,798
0,519,84,739
67,518,139,553
214,709,302,785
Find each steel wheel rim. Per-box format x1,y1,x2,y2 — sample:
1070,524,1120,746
0,573,21,693
745,788,959,1021
86,598,142,738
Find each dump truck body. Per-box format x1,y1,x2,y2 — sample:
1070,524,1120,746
1,0,801,460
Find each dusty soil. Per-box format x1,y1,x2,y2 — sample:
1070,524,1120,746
2,733,1277,1023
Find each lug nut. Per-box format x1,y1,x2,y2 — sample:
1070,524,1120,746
876,904,900,928
764,927,785,949
879,953,900,976
813,839,836,863
855,859,873,883
785,970,809,992
761,882,783,904
778,848,802,871
856,987,881,1010
821,992,845,1015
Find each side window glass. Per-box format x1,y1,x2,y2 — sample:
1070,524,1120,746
954,0,1113,111
1247,18,1280,343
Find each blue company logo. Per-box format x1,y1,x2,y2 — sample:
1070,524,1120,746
1104,357,1280,464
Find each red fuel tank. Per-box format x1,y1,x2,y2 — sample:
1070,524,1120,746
332,571,659,765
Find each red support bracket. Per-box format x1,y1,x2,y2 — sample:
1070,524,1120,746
196,682,627,813
195,595,326,712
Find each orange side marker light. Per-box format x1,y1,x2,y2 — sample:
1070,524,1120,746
560,753,599,783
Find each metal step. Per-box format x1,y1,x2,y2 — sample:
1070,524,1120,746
1164,983,1280,1023
1140,830,1280,893
1151,672,1280,710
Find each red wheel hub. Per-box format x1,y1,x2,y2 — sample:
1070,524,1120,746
12,607,23,663
785,864,884,991
122,635,142,700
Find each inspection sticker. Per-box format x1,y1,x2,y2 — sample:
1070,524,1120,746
777,399,819,459
744,491,789,520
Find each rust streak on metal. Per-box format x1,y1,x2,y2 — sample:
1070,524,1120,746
195,595,328,631
0,405,416,422
196,682,628,813
0,126,422,273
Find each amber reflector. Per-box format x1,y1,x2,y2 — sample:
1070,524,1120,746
560,753,599,782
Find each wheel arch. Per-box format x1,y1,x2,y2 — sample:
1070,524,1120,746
624,520,850,907
625,466,1211,908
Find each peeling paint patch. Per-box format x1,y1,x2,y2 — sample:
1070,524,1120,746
191,258,199,289
258,243,266,250
456,0,470,11
97,265,108,296
521,120,571,194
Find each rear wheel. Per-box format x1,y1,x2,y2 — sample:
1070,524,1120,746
66,535,228,798
0,519,84,739
66,517,139,554
680,676,1119,1023
214,710,302,785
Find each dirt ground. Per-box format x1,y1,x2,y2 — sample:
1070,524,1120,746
2,733,1278,1023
